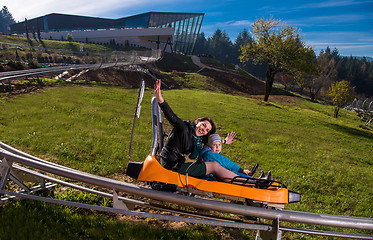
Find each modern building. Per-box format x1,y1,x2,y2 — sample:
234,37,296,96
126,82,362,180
10,12,204,55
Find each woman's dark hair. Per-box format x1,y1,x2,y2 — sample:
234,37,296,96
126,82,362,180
193,116,216,143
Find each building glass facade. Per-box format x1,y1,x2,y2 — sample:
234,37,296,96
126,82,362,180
147,12,204,55
119,12,204,54
10,12,204,55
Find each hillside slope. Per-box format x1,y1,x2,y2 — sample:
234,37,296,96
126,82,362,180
152,52,293,98
0,33,292,99
0,86,372,240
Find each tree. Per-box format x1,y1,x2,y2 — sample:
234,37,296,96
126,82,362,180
234,28,253,48
24,18,33,46
66,33,73,42
305,47,339,101
280,72,297,90
37,19,42,40
240,17,318,101
0,6,15,33
208,29,234,63
235,29,267,79
233,28,253,61
328,80,354,118
193,32,208,56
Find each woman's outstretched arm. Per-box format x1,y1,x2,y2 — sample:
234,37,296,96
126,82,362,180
154,79,184,128
154,79,164,104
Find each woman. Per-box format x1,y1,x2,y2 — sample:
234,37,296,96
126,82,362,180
154,79,255,187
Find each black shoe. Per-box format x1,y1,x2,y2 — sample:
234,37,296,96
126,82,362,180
255,179,269,189
256,170,273,189
256,179,274,189
266,171,272,181
263,180,273,189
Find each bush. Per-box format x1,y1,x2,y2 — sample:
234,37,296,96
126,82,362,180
66,33,73,42
28,61,39,69
7,60,24,70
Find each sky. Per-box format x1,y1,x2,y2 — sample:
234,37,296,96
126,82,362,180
2,0,373,57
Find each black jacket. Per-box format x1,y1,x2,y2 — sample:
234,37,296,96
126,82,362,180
159,101,196,171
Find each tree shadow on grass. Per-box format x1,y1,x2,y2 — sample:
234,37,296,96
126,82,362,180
326,123,373,140
0,199,222,240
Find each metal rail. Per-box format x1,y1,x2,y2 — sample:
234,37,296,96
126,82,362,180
345,98,373,127
1,142,373,239
2,45,371,238
3,161,241,223
0,49,161,82
0,190,271,231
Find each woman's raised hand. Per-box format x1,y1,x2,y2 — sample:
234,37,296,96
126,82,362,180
154,79,164,103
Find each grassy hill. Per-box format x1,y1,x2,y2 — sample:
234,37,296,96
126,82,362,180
0,34,289,98
0,85,372,239
0,35,372,239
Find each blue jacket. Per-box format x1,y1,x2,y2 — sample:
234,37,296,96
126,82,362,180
200,147,253,178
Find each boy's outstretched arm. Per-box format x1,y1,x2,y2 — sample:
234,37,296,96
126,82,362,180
223,131,236,144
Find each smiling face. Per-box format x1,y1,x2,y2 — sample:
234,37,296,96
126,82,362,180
195,120,212,137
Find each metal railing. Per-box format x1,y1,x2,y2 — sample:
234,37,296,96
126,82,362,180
1,141,373,239
345,98,373,127
0,43,162,83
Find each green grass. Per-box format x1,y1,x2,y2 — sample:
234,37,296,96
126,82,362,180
0,34,146,67
0,34,116,53
0,189,217,240
163,71,228,92
200,56,235,69
155,52,200,72
0,85,372,239
0,85,150,175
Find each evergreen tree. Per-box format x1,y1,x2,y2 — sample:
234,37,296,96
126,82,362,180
0,6,15,33
234,29,266,79
314,47,373,98
208,28,234,63
234,28,253,50
232,28,253,63
193,32,208,56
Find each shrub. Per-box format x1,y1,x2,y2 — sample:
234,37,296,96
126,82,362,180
7,60,24,70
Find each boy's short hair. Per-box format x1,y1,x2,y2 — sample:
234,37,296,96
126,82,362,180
207,134,222,147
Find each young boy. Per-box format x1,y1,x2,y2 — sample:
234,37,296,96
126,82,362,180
200,133,271,180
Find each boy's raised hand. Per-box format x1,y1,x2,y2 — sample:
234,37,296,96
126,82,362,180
243,169,253,176
224,131,236,144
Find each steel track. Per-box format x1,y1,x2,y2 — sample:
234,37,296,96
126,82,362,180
1,142,373,239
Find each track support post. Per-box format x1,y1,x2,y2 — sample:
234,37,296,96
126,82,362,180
256,217,281,240
0,158,12,192
1,157,33,194
113,189,135,210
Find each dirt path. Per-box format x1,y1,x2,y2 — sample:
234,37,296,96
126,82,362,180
191,55,227,73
